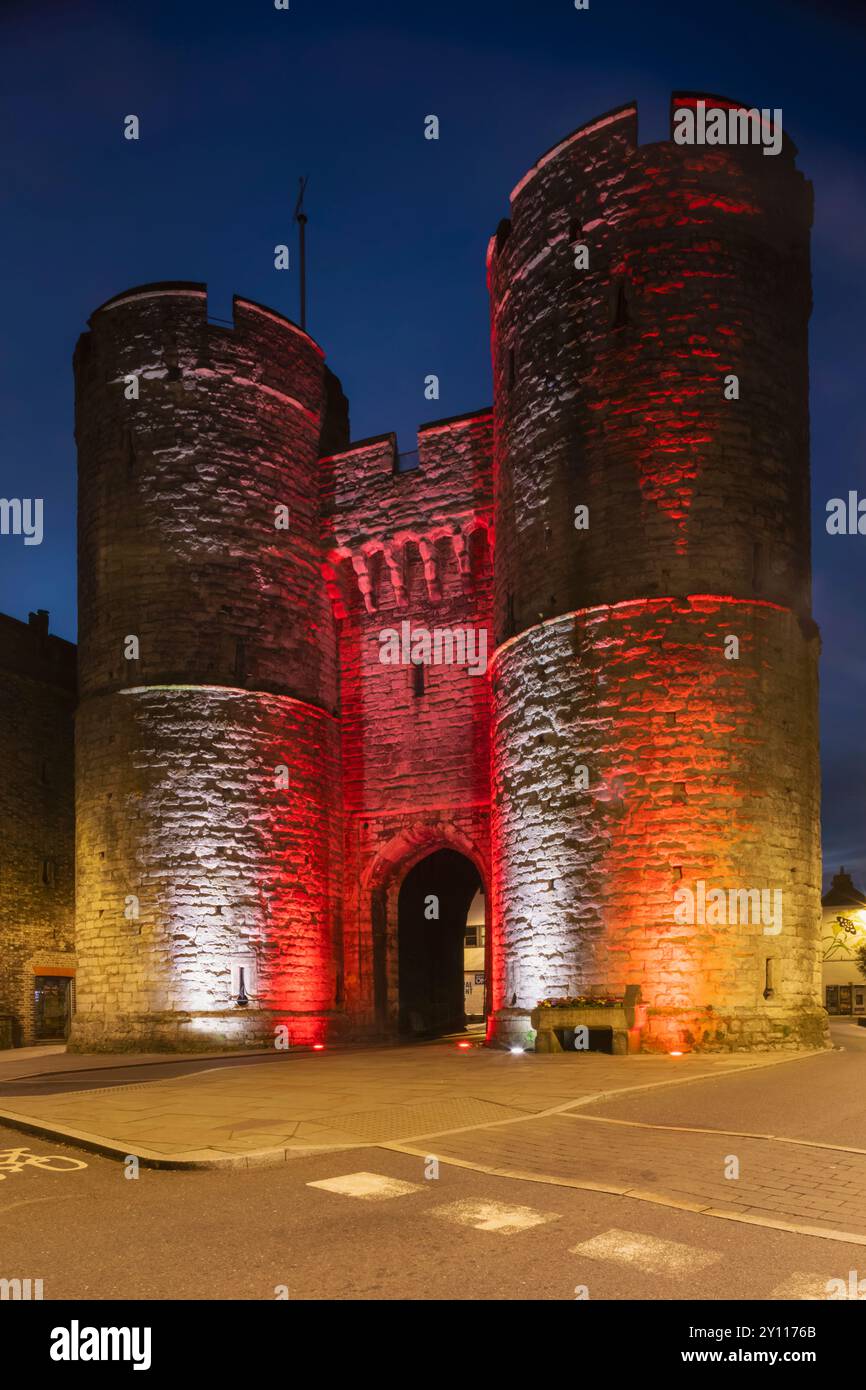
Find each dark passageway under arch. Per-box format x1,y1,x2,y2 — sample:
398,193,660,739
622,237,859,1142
397,849,482,1037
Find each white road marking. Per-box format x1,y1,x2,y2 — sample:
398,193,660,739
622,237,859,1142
0,1147,88,1180
570,1228,721,1276
306,1171,422,1200
0,1194,79,1218
768,1272,835,1301
432,1199,560,1234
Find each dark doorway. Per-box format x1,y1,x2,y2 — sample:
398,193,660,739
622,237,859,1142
398,849,481,1037
33,977,72,1040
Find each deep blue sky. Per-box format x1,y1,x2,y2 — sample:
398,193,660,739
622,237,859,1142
2,0,864,884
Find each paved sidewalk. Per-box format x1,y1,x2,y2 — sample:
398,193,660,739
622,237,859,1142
4,1043,862,1246
388,1105,866,1245
0,1043,815,1166
0,1044,65,1077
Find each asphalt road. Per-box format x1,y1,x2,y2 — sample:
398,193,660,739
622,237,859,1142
1,1024,862,1304
0,1050,298,1096
0,1118,863,1302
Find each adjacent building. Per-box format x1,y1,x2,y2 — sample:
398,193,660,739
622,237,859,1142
821,869,866,1017
0,610,75,1047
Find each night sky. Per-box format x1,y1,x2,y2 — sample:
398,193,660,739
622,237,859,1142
2,0,864,885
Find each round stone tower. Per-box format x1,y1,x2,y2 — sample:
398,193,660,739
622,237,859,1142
71,283,348,1050
488,95,824,1050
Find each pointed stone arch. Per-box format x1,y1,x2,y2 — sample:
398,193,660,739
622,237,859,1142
363,824,490,1034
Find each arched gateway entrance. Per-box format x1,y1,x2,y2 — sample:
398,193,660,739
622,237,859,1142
397,849,483,1037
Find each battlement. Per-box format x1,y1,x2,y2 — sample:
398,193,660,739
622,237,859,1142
89,281,327,359
508,101,638,204
670,92,798,160
320,409,493,620
506,92,800,209
490,93,809,295
321,408,492,548
0,610,76,690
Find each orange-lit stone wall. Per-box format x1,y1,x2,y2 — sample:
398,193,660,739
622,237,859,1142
67,92,824,1053
487,94,823,1049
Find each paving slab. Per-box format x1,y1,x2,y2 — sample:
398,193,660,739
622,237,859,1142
0,1044,815,1168
385,1106,866,1245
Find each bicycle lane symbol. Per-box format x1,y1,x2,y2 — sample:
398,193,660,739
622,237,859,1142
0,1147,88,1179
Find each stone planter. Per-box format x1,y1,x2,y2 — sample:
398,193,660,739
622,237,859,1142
531,986,643,1055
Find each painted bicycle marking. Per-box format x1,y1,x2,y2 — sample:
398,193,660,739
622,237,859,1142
0,1147,87,1179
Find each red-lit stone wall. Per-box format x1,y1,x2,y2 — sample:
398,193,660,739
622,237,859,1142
321,413,493,1030
488,94,823,1049
68,92,823,1053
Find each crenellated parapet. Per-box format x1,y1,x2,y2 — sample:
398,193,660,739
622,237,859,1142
320,408,493,617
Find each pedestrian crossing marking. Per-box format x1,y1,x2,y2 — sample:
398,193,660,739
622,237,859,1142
306,1171,422,1200
768,1272,833,1300
432,1199,560,1234
570,1228,721,1276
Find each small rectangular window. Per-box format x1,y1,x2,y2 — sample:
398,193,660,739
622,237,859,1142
123,428,136,475
752,541,764,593
41,858,56,888
611,279,629,328
234,639,247,683
412,663,425,697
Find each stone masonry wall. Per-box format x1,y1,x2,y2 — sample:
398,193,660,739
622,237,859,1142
488,96,813,640
0,611,76,1047
74,687,341,1049
64,93,823,1052
75,285,346,707
488,94,822,1049
72,285,346,1049
491,598,822,1050
321,412,493,1030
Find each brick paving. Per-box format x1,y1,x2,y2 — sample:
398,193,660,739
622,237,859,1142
388,1110,866,1241
3,1042,864,1242
0,1045,795,1163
